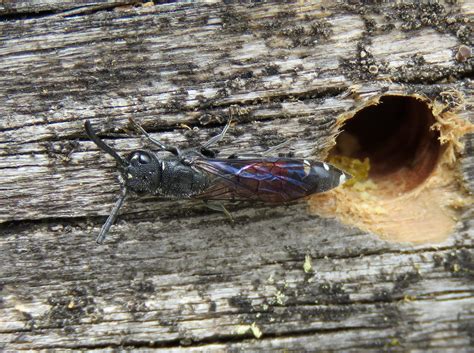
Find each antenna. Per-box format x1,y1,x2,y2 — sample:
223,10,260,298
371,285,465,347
96,188,128,244
84,120,129,244
84,120,128,168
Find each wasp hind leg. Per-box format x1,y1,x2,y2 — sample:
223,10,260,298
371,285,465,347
128,117,180,156
228,138,294,159
202,201,234,223
261,139,293,156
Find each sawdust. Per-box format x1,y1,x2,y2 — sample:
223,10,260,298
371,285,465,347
308,94,473,244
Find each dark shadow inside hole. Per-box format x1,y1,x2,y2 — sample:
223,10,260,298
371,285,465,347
332,95,441,194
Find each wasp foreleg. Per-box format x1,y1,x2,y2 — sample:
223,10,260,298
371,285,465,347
201,120,232,149
128,117,180,156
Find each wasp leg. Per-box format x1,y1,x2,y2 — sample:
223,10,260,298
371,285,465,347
228,138,294,159
203,201,234,223
129,117,180,156
261,138,293,155
201,120,232,148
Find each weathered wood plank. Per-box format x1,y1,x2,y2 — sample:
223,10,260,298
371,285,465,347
0,1,135,16
0,2,472,222
0,1,473,351
1,214,473,350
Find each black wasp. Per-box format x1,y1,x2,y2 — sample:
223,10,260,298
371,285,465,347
85,119,350,244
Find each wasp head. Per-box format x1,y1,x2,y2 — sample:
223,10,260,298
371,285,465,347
85,120,167,244
123,150,161,194
84,120,163,194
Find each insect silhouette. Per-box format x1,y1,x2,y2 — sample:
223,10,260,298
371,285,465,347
85,119,350,244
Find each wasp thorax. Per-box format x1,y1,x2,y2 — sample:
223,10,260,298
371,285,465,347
124,150,161,194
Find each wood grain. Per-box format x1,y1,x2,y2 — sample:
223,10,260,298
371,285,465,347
1,1,473,351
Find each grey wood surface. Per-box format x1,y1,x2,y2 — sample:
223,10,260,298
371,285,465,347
1,2,473,351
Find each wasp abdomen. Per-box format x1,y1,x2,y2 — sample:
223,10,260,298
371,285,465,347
194,158,348,203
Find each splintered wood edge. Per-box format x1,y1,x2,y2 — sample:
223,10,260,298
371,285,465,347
309,90,474,244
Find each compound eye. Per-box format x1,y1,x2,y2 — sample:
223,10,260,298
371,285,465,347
131,152,151,165
138,152,151,164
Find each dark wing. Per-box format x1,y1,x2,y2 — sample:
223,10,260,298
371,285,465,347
193,158,346,203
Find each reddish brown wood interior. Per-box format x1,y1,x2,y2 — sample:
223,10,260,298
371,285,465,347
334,95,441,194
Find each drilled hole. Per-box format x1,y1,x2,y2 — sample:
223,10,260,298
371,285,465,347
331,95,441,195
311,94,471,243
